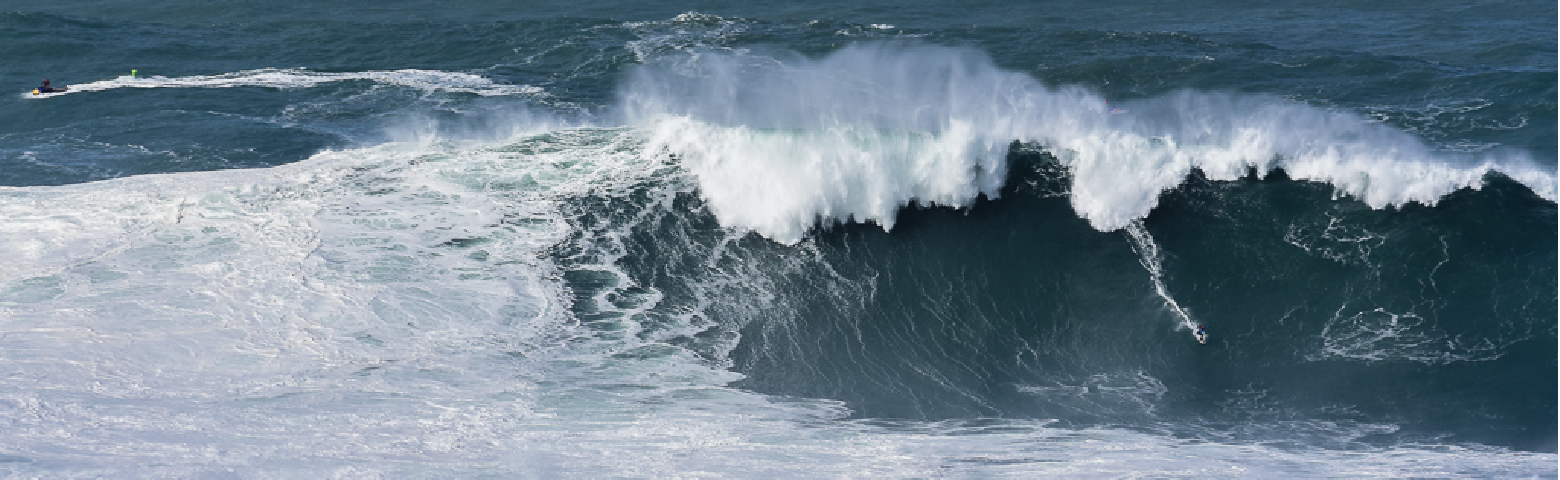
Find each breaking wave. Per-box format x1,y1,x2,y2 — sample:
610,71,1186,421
620,42,1555,243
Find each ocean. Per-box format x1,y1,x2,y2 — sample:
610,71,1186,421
1,1,1555,476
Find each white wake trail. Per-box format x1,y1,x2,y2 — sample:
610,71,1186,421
1123,220,1199,338
21,68,540,99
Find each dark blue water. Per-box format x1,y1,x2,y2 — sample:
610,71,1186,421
0,1,1553,476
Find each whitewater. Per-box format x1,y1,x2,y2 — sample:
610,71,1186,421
1,5,1554,477
627,43,1554,242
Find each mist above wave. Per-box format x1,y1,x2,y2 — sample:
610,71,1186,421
620,42,1554,244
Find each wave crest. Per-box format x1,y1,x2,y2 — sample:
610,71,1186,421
622,42,1554,242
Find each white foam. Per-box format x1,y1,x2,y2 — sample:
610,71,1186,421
1314,306,1514,364
19,68,541,99
618,12,753,65
0,72,1552,476
0,123,673,471
0,141,573,380
622,43,1556,242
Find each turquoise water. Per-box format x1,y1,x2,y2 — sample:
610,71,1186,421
1,2,1554,476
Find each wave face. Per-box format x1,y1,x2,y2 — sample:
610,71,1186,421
0,4,1555,477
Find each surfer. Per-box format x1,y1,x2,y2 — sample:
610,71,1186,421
1105,99,1125,114
1194,324,1208,344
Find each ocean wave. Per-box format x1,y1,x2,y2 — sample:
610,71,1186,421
621,42,1556,243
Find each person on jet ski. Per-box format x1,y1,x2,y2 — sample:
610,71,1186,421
38,79,54,93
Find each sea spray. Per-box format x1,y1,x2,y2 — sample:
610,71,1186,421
621,43,1027,244
0,8,1553,475
623,43,1555,242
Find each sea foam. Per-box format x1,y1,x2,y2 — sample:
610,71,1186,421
622,43,1555,243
